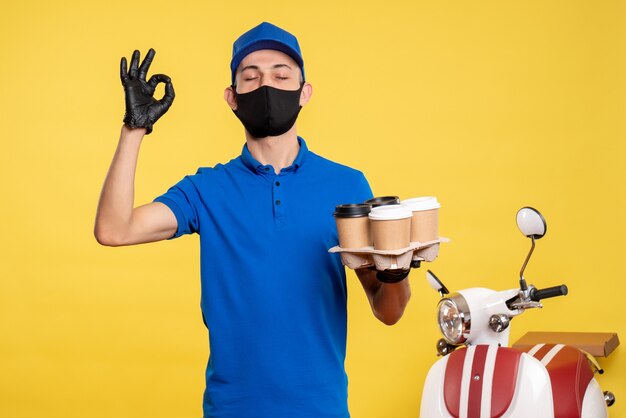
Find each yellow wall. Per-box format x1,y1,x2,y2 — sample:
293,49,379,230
1,0,624,416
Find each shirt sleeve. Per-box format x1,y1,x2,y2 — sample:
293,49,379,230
153,174,202,239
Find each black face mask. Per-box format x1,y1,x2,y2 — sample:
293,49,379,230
233,84,304,138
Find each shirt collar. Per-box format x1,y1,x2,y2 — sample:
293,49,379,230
240,136,309,175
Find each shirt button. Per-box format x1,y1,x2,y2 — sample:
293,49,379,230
275,181,280,186
275,200,281,205
264,167,270,172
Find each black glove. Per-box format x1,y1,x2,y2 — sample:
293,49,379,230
376,268,410,284
120,48,175,134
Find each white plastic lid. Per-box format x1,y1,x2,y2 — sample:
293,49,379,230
368,204,413,221
401,196,441,211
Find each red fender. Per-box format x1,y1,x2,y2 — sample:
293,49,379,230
444,346,522,418
522,344,595,418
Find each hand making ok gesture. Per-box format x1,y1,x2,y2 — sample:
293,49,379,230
120,48,175,134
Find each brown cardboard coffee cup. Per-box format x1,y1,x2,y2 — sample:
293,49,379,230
334,204,372,248
369,205,412,250
401,197,440,243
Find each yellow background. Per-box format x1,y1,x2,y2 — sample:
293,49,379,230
1,0,625,416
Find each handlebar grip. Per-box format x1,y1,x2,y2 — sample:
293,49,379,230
530,285,568,301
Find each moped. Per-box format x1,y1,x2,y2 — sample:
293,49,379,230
420,207,616,418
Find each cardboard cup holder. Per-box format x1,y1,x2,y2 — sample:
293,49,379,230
328,237,450,270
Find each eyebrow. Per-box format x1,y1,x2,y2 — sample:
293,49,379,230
240,63,294,72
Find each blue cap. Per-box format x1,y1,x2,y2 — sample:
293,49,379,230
230,22,305,85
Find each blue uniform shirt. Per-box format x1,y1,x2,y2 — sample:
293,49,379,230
154,137,373,418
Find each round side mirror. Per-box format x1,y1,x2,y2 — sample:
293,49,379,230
516,207,547,239
426,270,449,295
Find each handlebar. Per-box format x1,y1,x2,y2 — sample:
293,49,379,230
530,284,568,301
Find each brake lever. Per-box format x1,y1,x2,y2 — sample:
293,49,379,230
510,300,543,310
509,285,543,310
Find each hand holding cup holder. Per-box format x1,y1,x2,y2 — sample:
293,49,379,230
330,196,448,276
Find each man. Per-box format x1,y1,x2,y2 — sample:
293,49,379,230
95,22,411,418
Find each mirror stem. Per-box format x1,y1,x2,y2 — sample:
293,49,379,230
519,236,535,291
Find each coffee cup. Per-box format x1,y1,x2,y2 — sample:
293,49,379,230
364,196,400,208
401,197,440,243
334,204,372,248
368,205,412,250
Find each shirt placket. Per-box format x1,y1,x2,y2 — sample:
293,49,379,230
272,173,287,229
256,164,289,229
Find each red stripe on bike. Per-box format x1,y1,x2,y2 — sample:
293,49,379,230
545,346,594,418
529,343,555,360
491,347,522,417
467,345,489,418
444,348,467,418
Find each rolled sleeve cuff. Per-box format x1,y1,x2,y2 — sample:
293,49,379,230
153,196,188,239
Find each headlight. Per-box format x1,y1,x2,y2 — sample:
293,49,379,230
437,294,471,344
